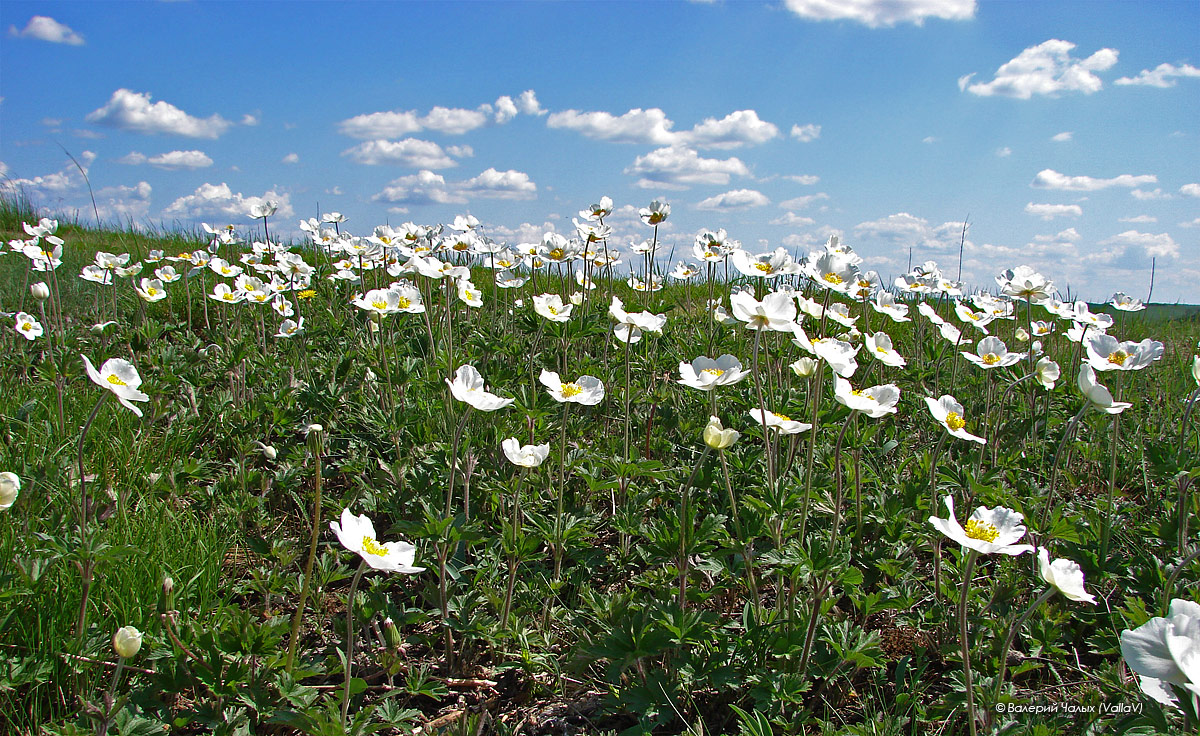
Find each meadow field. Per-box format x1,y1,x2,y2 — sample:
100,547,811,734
1,194,1198,736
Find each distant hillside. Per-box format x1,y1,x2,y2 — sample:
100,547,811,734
1090,303,1200,323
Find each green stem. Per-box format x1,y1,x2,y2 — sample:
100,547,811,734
958,549,980,736
994,587,1056,705
340,559,368,728
286,431,324,673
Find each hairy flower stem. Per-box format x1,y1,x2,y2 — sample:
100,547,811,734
1180,388,1199,456
74,390,111,644
1100,375,1125,562
286,430,324,673
994,587,1056,706
926,432,949,598
553,402,571,582
501,471,527,628
678,446,712,609
798,371,822,541
958,549,981,736
720,451,760,619
340,559,368,728
830,418,854,556
992,374,1035,467
445,409,473,520
1036,401,1090,531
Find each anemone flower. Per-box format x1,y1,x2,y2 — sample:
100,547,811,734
501,438,550,468
331,508,424,573
1037,548,1096,603
678,354,750,391
865,332,907,367
0,472,19,511
134,278,167,303
1109,292,1147,312
729,290,797,331
639,200,670,226
793,330,860,378
446,365,514,411
748,408,812,435
928,496,1034,556
14,312,43,341
833,376,900,419
1085,334,1164,372
871,292,910,322
609,296,667,344
1077,364,1132,414
533,294,573,322
962,336,1025,370
1121,598,1200,711
539,369,604,405
997,265,1054,303
1035,357,1061,389
82,355,150,417
703,416,740,450
275,318,305,338
925,395,985,444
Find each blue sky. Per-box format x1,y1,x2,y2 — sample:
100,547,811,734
2,0,1197,302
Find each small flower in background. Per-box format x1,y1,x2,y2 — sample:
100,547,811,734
112,626,143,658
1036,548,1096,604
134,278,167,303
1035,357,1061,389
539,369,604,405
1077,365,1132,415
30,282,50,301
925,395,986,444
962,336,1025,369
678,355,750,391
0,472,19,511
90,321,117,335
748,408,812,435
275,318,304,338
703,416,740,450
532,294,573,322
833,376,900,419
1109,292,1146,312
330,508,424,574
14,312,43,341
790,357,819,378
1120,598,1200,711
82,355,150,417
447,365,514,411
501,438,550,467
928,495,1034,556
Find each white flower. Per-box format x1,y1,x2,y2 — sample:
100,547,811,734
330,508,424,573
533,294,573,322
1037,548,1096,603
457,279,483,308
639,200,670,226
729,290,797,331
871,292,910,322
1109,292,1146,312
275,317,304,338
925,395,985,444
501,438,550,468
14,312,43,341
135,278,167,303
997,266,1054,303
703,416,740,450
833,376,900,419
0,472,19,511
539,369,604,405
112,626,143,658
446,365,514,411
30,282,50,301
678,355,750,391
1121,598,1200,709
82,355,150,417
748,408,812,435
865,332,906,368
249,201,278,219
794,329,860,378
928,495,1034,556
1085,334,1164,372
254,441,278,461
1035,357,1061,390
1077,364,1132,415
962,336,1025,370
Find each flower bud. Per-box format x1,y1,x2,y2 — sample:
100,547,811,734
1015,327,1030,342
30,282,50,301
790,357,818,378
382,616,402,649
306,423,324,434
703,416,740,450
112,626,142,659
0,472,20,511
570,292,584,306
255,441,277,460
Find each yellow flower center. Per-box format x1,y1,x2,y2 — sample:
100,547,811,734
397,297,411,309
547,305,558,315
454,242,469,251
754,262,773,273
223,293,235,301
964,519,999,543
945,411,966,431
178,252,191,259
106,374,128,387
362,536,389,557
701,368,725,377
981,353,1000,365
824,272,844,285
876,346,888,353
549,248,564,260
254,294,267,302
298,289,316,300
464,290,477,300
561,383,582,398
148,288,158,296
774,412,792,421
22,322,32,331
1107,350,1129,366
372,300,387,310
851,389,875,400
221,267,231,274
498,259,514,268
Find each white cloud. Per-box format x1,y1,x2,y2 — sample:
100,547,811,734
1119,215,1157,223
1051,131,1073,142
86,89,232,139
1131,188,1170,201
624,146,751,190
548,107,779,148
162,183,294,220
695,189,770,211
1115,63,1200,88
95,181,152,222
778,193,830,209
854,212,969,252
0,153,97,199
371,168,536,206
959,39,1118,99
996,146,1012,157
338,110,423,139
783,0,975,27
1180,217,1200,228
770,212,816,226
421,106,489,135
281,153,299,164
342,138,460,168
72,129,104,140
41,118,63,128
117,150,213,170
782,174,820,185
338,92,542,139
517,90,545,116
9,16,84,45
782,225,845,249
445,145,474,159
1031,168,1155,191
790,123,821,142
493,95,519,124
1025,202,1081,219
1180,183,1200,198
1094,230,1180,262
241,113,260,126
922,136,938,144
488,221,558,245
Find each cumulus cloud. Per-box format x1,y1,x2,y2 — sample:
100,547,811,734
493,96,519,124
338,91,544,139
162,183,294,220
342,138,461,168
1115,63,1200,88
0,153,95,197
790,123,821,142
777,193,829,209
1180,183,1200,198
371,168,536,206
1131,188,1170,201
1025,202,1082,220
1031,168,1155,191
548,107,779,148
783,0,975,27
8,15,84,45
783,174,820,185
421,106,489,135
695,189,770,211
1032,227,1081,242
959,39,1118,99
854,212,970,252
488,221,558,245
769,212,816,226
117,149,213,170
241,114,260,126
281,153,299,164
1119,215,1157,223
1092,230,1180,264
95,182,152,222
517,90,545,116
338,110,422,139
86,89,232,139
624,146,751,190
1051,131,1073,142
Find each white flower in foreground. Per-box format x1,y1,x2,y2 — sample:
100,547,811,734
833,376,900,419
112,626,143,658
925,395,985,444
330,508,424,573
134,278,167,303
871,291,910,322
1121,598,1200,710
962,336,1025,369
0,472,19,511
793,330,859,378
825,302,858,328
539,369,604,405
865,332,906,367
1077,364,1132,415
729,290,797,331
1193,355,1200,386
501,438,551,468
639,199,670,226
248,201,278,220
703,416,740,450
14,312,43,341
929,495,1034,556
609,296,667,344
954,302,993,334
1085,334,1164,372
748,408,812,435
275,317,305,338
678,354,750,391
82,355,150,417
998,265,1054,303
790,357,819,378
446,365,514,411
457,279,483,308
1035,357,1061,390
1037,548,1096,604
533,294,573,322
1109,292,1146,312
